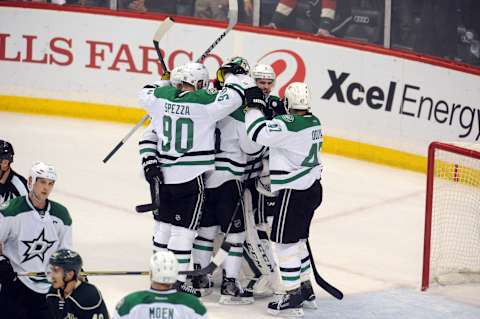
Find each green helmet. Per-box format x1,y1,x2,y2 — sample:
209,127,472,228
49,249,83,278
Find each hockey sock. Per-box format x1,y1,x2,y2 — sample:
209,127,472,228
275,242,301,291
224,232,245,279
299,240,312,282
192,226,218,268
153,221,171,252
168,225,196,282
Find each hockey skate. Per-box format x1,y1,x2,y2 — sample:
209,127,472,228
267,288,304,317
191,271,213,297
219,276,254,305
300,280,318,309
175,281,201,297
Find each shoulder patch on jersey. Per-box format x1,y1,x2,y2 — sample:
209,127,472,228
49,201,72,226
0,196,30,217
206,87,218,95
275,114,321,132
281,115,294,123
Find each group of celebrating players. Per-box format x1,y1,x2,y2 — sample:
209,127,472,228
0,55,324,319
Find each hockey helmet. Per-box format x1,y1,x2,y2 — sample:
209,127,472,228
49,249,83,278
284,82,311,112
175,62,209,90
150,251,178,284
251,64,275,81
0,140,14,162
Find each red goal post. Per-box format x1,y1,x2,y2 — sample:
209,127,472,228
422,141,480,291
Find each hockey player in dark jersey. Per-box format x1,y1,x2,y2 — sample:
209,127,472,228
46,249,109,319
0,140,28,205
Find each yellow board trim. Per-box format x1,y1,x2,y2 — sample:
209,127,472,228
0,95,427,173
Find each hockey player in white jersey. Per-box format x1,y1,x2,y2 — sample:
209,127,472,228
191,57,262,304
138,61,255,296
245,82,323,317
0,161,73,319
0,140,28,204
113,251,207,319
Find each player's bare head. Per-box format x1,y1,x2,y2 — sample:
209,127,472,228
252,64,275,95
48,249,83,289
0,140,14,172
28,161,57,200
172,63,209,92
284,82,311,114
150,251,178,287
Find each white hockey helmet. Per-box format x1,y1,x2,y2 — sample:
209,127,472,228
150,251,178,284
30,161,57,184
284,82,311,112
251,64,275,81
176,62,209,90
170,64,185,87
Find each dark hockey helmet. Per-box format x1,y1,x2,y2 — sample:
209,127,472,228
49,249,83,278
0,140,14,162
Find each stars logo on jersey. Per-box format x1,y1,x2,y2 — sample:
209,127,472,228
21,229,56,263
281,115,294,123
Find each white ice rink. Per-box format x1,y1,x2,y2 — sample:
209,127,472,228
1,112,479,318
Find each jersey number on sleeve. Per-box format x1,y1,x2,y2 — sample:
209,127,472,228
301,142,321,167
161,115,194,153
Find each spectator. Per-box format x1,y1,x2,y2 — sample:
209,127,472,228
195,0,229,21
267,0,337,35
119,0,146,12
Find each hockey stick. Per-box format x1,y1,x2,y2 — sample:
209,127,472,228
306,240,344,300
135,175,161,213
20,269,195,277
102,17,175,164
196,0,238,63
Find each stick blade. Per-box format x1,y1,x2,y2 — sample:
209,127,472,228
135,203,158,213
153,17,175,42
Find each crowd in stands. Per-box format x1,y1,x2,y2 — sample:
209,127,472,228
7,0,480,66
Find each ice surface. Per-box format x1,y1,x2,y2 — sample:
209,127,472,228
1,112,479,318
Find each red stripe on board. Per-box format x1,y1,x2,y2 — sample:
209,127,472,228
1,1,479,76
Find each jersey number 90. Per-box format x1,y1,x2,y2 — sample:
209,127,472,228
162,115,194,153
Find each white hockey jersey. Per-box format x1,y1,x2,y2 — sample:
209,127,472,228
113,289,207,319
245,109,323,192
138,76,250,184
205,107,263,189
0,195,72,293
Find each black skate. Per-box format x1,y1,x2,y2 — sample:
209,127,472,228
219,277,254,305
191,266,213,297
175,281,201,297
267,288,304,317
300,280,318,309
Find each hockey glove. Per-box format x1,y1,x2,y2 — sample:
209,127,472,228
0,255,16,284
161,70,171,81
142,156,163,184
269,98,287,117
245,86,269,114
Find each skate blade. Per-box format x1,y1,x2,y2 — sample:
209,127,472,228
302,299,318,310
219,295,254,305
267,307,304,317
198,288,213,297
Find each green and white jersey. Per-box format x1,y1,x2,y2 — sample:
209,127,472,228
139,81,245,184
205,106,263,189
0,196,72,293
113,289,207,319
245,109,323,192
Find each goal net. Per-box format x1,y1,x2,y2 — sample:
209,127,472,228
422,141,480,291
